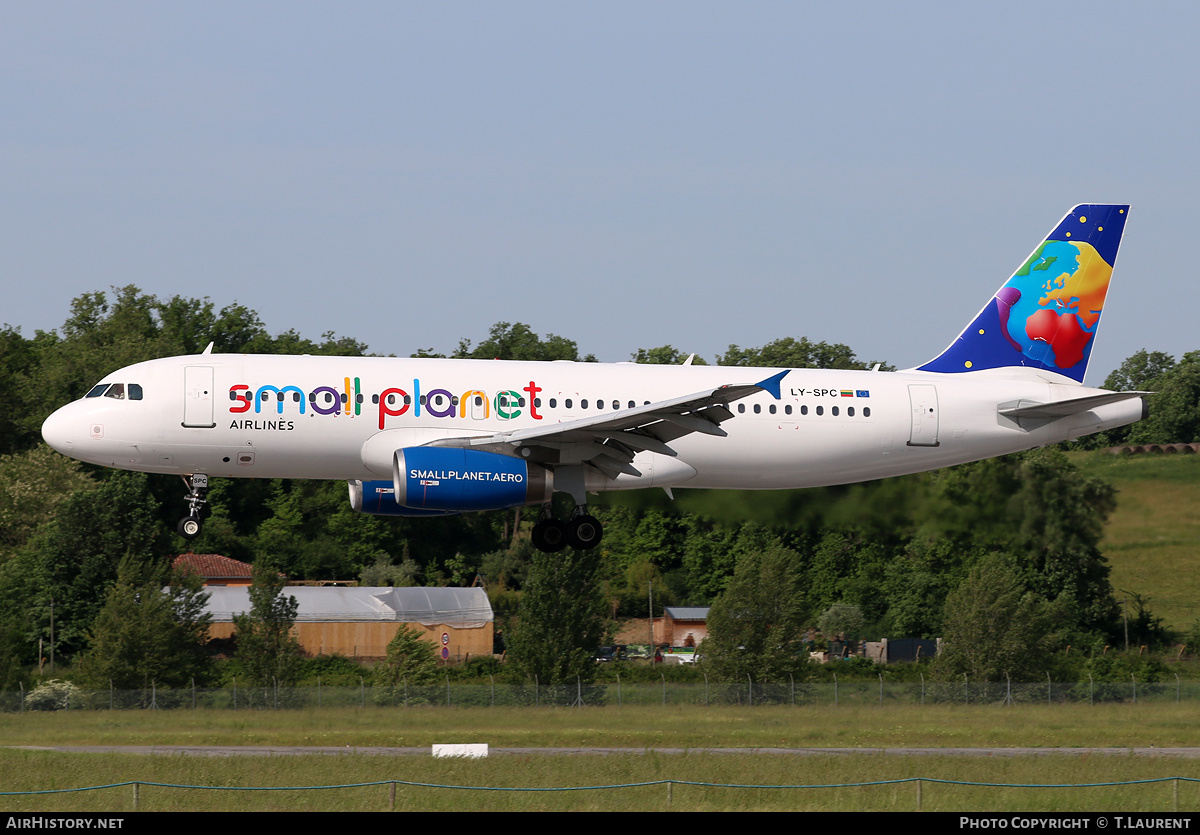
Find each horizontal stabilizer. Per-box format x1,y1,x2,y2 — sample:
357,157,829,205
998,391,1149,420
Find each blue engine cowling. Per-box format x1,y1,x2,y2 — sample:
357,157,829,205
392,446,552,512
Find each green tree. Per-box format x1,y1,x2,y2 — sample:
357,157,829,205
718,337,893,371
233,561,303,686
703,526,809,682
935,555,1065,681
359,553,421,587
453,322,594,362
632,345,709,365
0,326,38,454
23,472,164,658
1124,351,1200,444
507,548,608,686
818,603,864,640
0,446,96,559
915,449,1119,632
1104,349,1176,392
375,624,440,687
77,557,213,690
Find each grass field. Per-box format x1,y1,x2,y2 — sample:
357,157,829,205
3,704,1200,811
4,451,1199,812
1073,452,1200,633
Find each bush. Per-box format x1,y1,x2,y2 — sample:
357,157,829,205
298,654,370,686
24,679,81,710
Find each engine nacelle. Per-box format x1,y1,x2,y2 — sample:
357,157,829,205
348,480,457,516
392,446,553,512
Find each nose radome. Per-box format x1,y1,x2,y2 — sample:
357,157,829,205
41,407,76,456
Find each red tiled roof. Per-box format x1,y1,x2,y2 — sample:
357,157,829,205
173,553,254,580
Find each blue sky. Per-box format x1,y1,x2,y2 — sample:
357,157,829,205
2,2,1196,383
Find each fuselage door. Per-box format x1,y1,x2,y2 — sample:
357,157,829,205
907,384,939,447
183,366,216,428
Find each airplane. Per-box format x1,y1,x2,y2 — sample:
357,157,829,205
41,204,1146,553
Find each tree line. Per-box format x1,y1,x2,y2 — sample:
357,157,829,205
0,286,1187,691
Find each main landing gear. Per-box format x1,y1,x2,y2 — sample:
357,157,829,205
177,473,208,539
531,505,603,553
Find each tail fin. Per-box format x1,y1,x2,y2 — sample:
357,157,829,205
918,204,1130,383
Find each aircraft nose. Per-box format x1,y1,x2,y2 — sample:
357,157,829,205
41,406,77,456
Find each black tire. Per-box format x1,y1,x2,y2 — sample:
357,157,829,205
566,514,602,550
532,519,567,553
178,516,202,539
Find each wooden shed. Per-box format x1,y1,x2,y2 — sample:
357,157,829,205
203,586,493,661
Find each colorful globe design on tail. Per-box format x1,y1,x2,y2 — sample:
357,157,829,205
919,205,1129,383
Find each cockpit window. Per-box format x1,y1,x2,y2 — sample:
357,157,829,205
84,382,142,400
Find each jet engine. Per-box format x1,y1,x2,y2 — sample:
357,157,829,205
392,447,552,511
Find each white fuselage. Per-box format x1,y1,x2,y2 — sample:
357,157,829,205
41,353,1143,494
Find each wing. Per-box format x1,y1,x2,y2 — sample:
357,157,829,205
428,370,789,480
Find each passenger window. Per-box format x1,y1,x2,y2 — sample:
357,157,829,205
737,404,745,413
816,406,823,416
784,405,792,415
769,404,776,415
848,406,855,416
753,404,761,414
863,407,871,417
582,400,589,409
800,405,808,415
565,399,573,409
832,406,839,416
549,398,558,408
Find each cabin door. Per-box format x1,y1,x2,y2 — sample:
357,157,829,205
907,384,940,447
183,366,216,428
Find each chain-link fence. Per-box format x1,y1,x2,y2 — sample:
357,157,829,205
7,676,1200,710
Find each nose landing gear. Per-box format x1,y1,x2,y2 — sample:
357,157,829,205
177,473,208,540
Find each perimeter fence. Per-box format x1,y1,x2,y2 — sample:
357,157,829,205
4,775,1200,812
7,677,1200,711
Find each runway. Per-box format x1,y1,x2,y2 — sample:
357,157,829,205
13,746,1200,758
